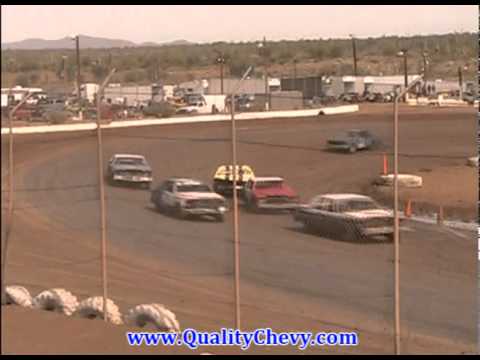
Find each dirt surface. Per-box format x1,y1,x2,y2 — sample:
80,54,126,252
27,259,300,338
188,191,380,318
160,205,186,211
1,104,477,354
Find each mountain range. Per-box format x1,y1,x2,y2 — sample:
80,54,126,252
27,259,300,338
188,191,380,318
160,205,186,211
2,35,192,50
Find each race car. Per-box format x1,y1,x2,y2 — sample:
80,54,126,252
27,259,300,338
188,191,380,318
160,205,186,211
243,176,300,212
293,193,394,242
151,178,228,222
107,154,153,189
212,165,255,196
326,129,378,153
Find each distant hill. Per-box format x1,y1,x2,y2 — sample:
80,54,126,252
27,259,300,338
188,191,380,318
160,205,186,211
2,35,192,50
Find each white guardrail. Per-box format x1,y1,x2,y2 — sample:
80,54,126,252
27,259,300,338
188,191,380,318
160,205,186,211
1,105,359,135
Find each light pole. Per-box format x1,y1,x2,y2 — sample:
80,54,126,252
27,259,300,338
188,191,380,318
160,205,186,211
1,91,34,306
95,68,116,321
70,35,81,103
258,37,269,111
397,49,408,101
215,52,226,95
62,55,68,94
230,65,253,330
349,34,358,77
392,75,423,355
458,65,467,100
421,51,429,96
293,58,298,89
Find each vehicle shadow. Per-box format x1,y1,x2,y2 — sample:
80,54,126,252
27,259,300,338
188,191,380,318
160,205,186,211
284,225,392,245
106,180,150,191
144,205,223,223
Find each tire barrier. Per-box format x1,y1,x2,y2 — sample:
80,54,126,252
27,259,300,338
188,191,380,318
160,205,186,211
467,157,478,167
32,288,79,316
73,296,123,325
124,303,180,332
2,285,32,307
373,174,423,188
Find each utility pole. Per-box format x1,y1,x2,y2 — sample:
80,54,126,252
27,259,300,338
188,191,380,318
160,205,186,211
216,52,226,95
95,68,116,321
350,34,358,77
293,58,298,90
397,49,408,101
458,66,465,100
75,35,81,103
1,92,34,305
422,51,429,96
62,55,68,95
258,37,269,111
392,75,423,355
230,66,253,330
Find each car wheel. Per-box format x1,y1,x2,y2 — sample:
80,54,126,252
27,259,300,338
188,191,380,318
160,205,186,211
214,214,225,223
303,219,313,233
176,204,187,219
250,199,260,213
348,144,357,153
142,182,151,190
154,198,164,213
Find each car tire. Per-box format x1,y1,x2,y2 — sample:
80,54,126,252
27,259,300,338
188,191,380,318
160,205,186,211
249,199,260,213
124,303,180,332
176,204,188,219
214,214,225,223
348,144,357,153
32,288,79,316
303,220,312,233
155,199,165,213
73,296,123,325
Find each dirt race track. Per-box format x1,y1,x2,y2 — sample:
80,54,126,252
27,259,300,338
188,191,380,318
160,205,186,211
1,104,477,354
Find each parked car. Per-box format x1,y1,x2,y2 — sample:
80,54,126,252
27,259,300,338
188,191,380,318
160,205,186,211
243,176,299,212
213,165,255,196
107,154,153,189
326,129,378,153
151,178,227,222
338,92,362,103
383,91,396,102
225,94,255,112
363,92,384,102
293,194,394,241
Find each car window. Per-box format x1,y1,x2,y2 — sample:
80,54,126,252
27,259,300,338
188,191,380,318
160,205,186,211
177,184,211,192
313,198,334,211
338,199,378,212
255,181,283,188
115,157,147,166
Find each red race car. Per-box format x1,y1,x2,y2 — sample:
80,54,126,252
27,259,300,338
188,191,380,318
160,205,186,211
243,176,300,212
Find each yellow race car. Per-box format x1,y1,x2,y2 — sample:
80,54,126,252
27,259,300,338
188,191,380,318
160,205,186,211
212,165,255,196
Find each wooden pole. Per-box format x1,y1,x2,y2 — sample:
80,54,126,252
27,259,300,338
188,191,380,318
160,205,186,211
95,69,116,321
1,91,34,304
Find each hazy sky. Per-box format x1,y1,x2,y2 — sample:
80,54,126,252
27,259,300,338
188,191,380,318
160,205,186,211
1,5,477,43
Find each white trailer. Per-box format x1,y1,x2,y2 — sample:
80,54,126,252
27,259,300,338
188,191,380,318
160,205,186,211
203,95,226,113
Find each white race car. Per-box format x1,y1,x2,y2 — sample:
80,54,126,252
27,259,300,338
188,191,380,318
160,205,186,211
293,193,395,242
151,178,227,222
